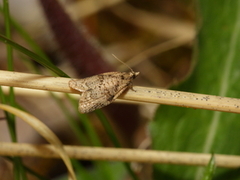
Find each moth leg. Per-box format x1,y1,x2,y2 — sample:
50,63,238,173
130,86,137,92
128,82,137,92
69,79,88,92
112,83,137,101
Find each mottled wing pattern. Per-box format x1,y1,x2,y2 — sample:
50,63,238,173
79,89,115,113
69,71,139,113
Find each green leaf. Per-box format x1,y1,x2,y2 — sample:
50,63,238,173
150,1,240,179
202,154,215,180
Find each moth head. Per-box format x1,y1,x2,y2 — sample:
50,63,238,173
131,71,140,79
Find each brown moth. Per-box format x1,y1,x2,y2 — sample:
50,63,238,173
69,60,139,113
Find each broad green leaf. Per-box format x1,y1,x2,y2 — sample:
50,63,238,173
150,1,240,179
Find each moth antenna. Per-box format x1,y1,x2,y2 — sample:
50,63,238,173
112,54,134,73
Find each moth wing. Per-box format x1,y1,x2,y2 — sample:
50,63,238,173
79,89,114,113
69,79,89,92
112,85,129,100
70,71,138,113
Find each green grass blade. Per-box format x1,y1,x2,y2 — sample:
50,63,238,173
3,0,16,137
95,110,139,180
0,34,69,77
0,88,16,140
67,94,102,146
95,110,121,147
0,2,135,179
67,96,115,179
3,0,13,71
72,159,93,180
6,157,50,180
2,1,28,179
51,93,90,145
201,154,215,180
0,4,59,70
0,6,51,62
9,17,50,62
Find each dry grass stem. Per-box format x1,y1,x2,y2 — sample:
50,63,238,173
0,70,70,93
0,142,239,168
0,104,76,180
0,70,240,114
68,0,124,19
111,3,195,39
119,36,193,71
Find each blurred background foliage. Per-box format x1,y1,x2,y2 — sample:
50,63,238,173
0,0,239,180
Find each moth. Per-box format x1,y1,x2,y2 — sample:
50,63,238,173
69,59,139,113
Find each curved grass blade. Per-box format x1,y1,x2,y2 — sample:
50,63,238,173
0,34,69,77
